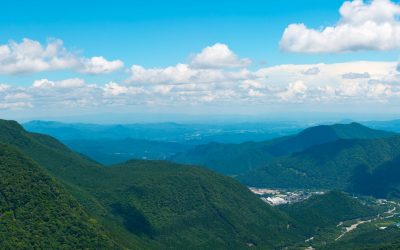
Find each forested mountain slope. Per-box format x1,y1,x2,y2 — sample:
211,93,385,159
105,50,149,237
0,119,295,249
0,143,116,249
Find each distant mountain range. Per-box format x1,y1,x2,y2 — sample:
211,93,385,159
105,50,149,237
63,138,193,165
172,122,396,175
23,120,304,165
23,120,302,143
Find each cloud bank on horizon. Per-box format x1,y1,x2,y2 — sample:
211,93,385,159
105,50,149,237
1,0,400,116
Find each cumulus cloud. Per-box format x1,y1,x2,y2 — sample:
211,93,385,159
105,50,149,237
79,56,124,74
191,43,251,68
102,82,144,97
126,63,254,85
0,38,123,75
1,60,400,111
280,0,400,53
277,81,308,101
248,89,265,97
33,78,85,89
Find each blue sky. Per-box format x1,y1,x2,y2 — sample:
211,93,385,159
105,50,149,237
1,0,400,122
2,0,396,68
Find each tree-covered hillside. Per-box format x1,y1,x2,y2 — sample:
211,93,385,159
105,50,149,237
0,119,297,249
95,160,299,249
282,191,399,249
282,191,377,236
0,143,116,249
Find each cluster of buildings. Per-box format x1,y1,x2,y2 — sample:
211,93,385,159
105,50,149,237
249,187,324,206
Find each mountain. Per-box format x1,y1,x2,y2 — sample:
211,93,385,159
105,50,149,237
1,119,399,249
23,120,302,144
172,123,395,175
95,160,298,249
0,119,297,249
0,143,116,249
23,120,303,165
239,135,400,198
363,119,400,133
63,138,192,165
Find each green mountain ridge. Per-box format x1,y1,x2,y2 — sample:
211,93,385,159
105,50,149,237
239,135,400,198
172,122,395,175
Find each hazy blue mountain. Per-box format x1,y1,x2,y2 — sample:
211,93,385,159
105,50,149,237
64,138,193,165
23,120,302,143
363,119,400,133
23,120,303,165
172,123,395,175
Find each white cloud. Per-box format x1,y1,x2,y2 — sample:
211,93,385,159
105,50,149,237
4,92,31,100
248,89,265,97
102,82,129,96
153,85,173,95
280,0,400,53
0,102,33,110
1,61,400,111
128,64,195,84
79,56,124,74
0,38,123,75
240,79,266,90
127,63,254,85
0,84,10,92
102,82,144,97
57,78,85,88
33,79,55,88
33,78,85,89
0,38,77,74
277,80,307,101
191,43,251,68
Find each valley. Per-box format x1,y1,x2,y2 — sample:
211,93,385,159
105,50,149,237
4,1,400,248
3,119,400,249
